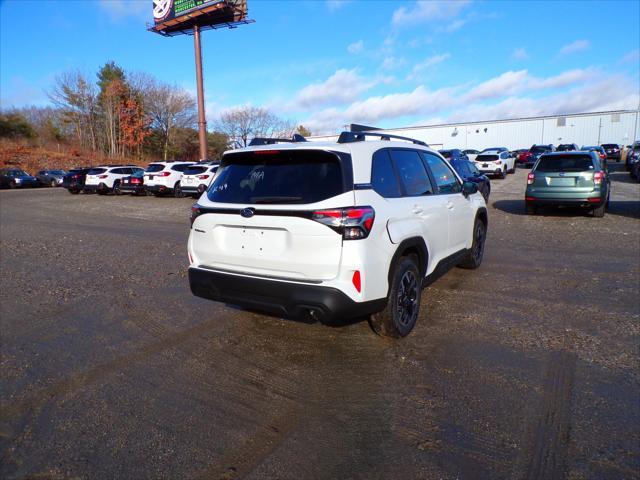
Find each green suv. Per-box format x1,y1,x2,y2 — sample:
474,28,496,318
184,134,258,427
525,151,610,217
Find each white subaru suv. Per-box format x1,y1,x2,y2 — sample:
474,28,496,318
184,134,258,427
83,165,144,194
180,163,219,198
187,133,488,337
144,161,195,197
474,149,515,179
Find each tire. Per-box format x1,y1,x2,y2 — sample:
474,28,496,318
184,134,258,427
499,168,506,179
68,189,80,195
526,203,537,215
50,179,56,187
113,180,121,195
369,256,421,338
173,182,184,198
459,218,486,270
593,202,605,218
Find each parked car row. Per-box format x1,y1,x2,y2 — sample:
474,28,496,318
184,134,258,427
60,161,220,198
0,168,68,189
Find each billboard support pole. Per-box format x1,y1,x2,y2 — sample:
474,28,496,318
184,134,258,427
193,24,208,161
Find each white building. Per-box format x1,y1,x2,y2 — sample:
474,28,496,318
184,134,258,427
309,110,640,151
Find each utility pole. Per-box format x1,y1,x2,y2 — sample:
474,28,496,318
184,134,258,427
193,24,208,161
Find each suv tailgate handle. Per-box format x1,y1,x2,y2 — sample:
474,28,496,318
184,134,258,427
446,201,455,210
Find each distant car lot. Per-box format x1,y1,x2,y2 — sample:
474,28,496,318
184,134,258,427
1,164,638,478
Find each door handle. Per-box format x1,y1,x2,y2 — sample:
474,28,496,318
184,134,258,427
412,205,423,214
446,202,454,210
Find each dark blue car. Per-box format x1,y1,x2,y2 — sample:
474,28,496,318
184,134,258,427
451,159,491,202
0,168,39,189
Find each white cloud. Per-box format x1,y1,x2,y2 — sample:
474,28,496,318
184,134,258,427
407,53,451,80
437,19,466,33
293,69,376,108
347,40,364,54
559,39,590,56
381,56,407,70
511,48,529,60
392,0,471,27
99,0,148,20
620,49,640,64
327,0,348,12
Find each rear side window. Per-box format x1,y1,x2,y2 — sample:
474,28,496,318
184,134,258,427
146,164,164,173
390,149,433,196
531,146,550,154
87,168,107,175
535,155,595,172
208,150,346,204
422,153,462,194
371,150,401,198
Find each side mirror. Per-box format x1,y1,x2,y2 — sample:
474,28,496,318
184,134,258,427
462,181,478,197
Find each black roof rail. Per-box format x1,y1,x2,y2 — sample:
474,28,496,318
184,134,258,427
337,131,429,147
248,133,307,146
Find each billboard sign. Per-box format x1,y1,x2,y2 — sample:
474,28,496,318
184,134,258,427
151,0,247,35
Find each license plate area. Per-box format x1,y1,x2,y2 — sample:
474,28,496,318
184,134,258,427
220,225,286,256
547,177,576,186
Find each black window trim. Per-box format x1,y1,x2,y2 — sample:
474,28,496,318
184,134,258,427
379,147,436,198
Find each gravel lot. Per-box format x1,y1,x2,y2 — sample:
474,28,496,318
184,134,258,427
1,165,639,479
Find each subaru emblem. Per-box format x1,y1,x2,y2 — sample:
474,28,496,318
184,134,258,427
240,208,255,218
559,172,565,176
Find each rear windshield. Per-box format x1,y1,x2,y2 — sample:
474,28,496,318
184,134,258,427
535,155,595,172
557,144,575,151
184,166,207,175
476,154,498,161
207,150,346,204
601,144,617,148
439,150,452,159
87,168,107,175
531,146,551,153
146,164,165,173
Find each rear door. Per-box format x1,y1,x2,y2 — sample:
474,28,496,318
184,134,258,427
191,149,351,281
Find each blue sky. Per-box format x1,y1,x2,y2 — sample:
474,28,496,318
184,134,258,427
1,0,639,134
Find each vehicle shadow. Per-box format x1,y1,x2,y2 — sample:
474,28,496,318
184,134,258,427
226,304,366,328
609,169,638,185
492,199,640,220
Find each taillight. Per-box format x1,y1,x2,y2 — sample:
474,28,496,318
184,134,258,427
131,178,141,184
190,204,202,227
352,270,362,293
312,206,375,240
594,171,604,185
197,174,210,180
494,160,501,165
527,173,535,184
98,174,108,179
600,153,606,160
157,171,171,177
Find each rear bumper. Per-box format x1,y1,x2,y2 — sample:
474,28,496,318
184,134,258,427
181,184,207,195
525,196,605,208
83,184,108,193
146,184,172,194
120,184,145,193
188,266,386,323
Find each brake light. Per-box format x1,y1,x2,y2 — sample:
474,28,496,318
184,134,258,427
352,270,362,293
197,174,210,180
312,206,375,240
594,171,604,185
98,174,108,179
253,150,280,155
131,178,141,184
527,173,535,184
157,171,171,177
587,197,601,203
190,204,202,227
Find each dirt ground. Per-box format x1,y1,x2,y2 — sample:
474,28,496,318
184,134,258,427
1,164,639,479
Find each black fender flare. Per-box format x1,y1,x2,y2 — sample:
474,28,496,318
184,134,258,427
387,237,429,290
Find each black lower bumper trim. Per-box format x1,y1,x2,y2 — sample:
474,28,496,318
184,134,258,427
526,198,604,207
188,267,386,322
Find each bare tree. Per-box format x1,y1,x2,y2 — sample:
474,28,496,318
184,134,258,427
144,80,197,160
216,106,294,148
48,71,98,150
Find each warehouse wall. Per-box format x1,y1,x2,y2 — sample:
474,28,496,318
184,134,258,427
309,110,640,150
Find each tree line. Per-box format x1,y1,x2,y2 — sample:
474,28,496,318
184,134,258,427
0,61,312,161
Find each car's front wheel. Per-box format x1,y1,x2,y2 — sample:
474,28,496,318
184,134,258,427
369,256,421,338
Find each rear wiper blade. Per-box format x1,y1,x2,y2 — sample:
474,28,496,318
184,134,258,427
250,196,304,204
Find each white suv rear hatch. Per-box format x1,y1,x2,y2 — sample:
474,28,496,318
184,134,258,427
190,149,353,281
